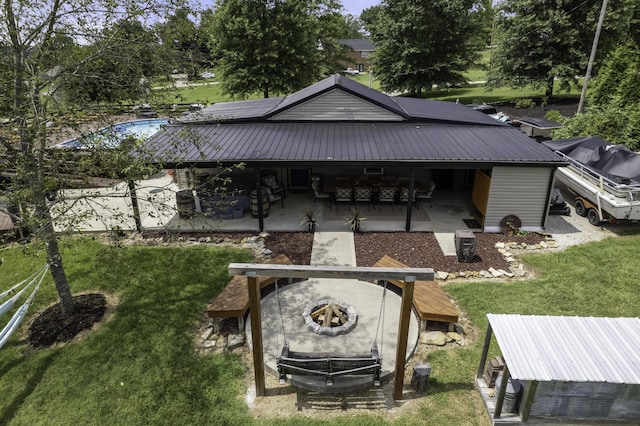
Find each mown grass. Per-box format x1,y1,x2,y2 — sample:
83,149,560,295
158,73,580,107
2,234,638,424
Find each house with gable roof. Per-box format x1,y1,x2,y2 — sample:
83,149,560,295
144,74,567,232
339,39,376,72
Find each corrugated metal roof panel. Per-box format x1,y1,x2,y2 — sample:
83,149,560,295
488,314,640,384
393,97,505,126
180,97,284,122
146,122,565,164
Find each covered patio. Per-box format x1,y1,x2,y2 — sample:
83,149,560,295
144,74,567,235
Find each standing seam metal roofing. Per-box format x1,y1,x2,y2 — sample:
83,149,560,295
177,74,503,127
487,314,640,384
148,122,565,164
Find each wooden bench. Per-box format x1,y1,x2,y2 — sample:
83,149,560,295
207,254,292,331
373,255,459,330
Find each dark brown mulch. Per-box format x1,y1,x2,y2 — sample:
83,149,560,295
263,232,314,265
28,293,106,349
354,232,543,272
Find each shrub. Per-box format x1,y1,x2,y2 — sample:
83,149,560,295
515,98,536,109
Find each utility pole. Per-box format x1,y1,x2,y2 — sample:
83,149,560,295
578,0,608,114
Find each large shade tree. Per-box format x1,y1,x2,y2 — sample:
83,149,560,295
0,0,184,315
362,0,487,96
155,7,212,79
205,0,345,99
553,41,640,149
489,0,637,99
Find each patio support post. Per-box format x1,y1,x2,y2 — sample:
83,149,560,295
247,271,266,396
255,168,264,231
127,180,142,232
405,169,415,231
393,276,415,400
477,323,493,379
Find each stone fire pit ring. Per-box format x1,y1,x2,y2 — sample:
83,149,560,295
302,299,357,337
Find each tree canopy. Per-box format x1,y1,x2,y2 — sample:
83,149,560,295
489,0,638,99
362,0,487,96
0,0,185,314
205,0,346,99
553,41,640,149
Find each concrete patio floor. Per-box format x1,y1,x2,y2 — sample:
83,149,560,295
52,171,478,255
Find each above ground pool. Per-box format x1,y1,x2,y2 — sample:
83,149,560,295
56,118,169,149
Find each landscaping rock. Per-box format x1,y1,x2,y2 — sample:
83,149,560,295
435,271,449,280
227,334,245,350
201,327,214,341
422,331,448,346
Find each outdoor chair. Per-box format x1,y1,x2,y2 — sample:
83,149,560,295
400,187,416,211
265,187,283,208
416,181,435,209
334,186,352,210
311,179,331,209
262,173,285,207
378,187,396,211
354,187,373,210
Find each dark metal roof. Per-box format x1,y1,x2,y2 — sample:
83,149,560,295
515,116,563,129
394,97,505,126
178,74,502,126
339,39,376,51
147,122,566,166
180,97,284,123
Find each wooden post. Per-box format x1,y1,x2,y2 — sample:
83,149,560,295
405,169,415,231
494,364,510,419
520,380,537,422
255,169,264,232
393,276,415,400
247,272,265,396
476,323,493,379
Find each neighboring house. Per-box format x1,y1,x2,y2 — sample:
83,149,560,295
339,39,376,72
145,74,567,233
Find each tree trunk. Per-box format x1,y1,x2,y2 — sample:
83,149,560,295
35,197,75,315
545,76,554,100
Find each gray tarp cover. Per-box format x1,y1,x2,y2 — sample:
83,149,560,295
542,136,640,186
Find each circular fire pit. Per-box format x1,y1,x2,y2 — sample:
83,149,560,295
302,299,357,336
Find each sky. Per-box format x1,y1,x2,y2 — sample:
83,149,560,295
200,1,380,18
342,0,380,16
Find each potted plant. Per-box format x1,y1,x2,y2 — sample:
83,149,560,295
300,208,320,232
344,207,366,232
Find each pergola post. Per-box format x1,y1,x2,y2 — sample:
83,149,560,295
247,272,265,396
393,276,415,400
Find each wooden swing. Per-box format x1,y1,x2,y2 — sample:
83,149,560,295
228,263,434,400
274,281,387,393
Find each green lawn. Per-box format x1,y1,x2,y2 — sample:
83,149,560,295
158,73,580,108
2,235,638,424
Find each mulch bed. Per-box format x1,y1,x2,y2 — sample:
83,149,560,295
28,293,106,349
